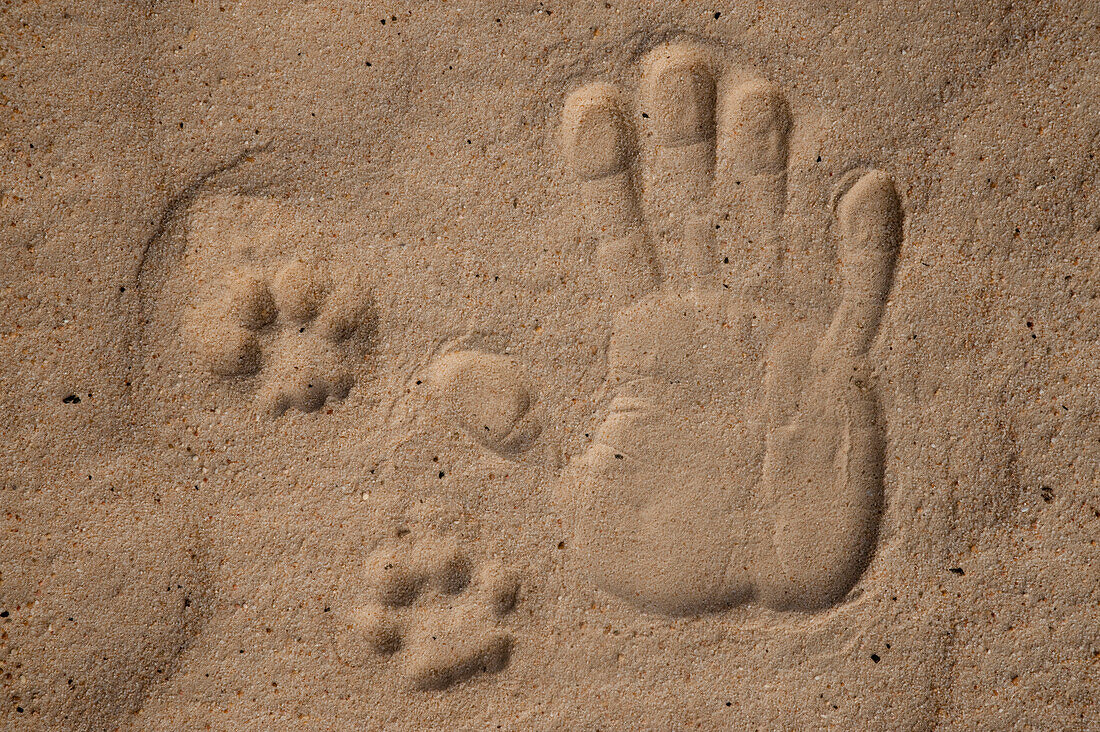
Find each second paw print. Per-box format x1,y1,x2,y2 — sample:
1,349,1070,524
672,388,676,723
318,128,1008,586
335,535,521,690
185,258,376,416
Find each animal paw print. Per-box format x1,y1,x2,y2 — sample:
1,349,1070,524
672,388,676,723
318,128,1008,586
186,258,375,416
561,42,901,614
427,350,543,458
336,537,520,690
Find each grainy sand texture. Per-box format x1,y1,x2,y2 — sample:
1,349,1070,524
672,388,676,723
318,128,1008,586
2,1,1098,730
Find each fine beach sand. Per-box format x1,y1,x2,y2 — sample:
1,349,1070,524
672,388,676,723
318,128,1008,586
2,1,1098,729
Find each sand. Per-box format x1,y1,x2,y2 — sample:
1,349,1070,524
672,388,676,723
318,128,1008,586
1,1,1098,729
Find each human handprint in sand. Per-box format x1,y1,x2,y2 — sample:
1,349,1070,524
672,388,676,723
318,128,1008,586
561,42,900,614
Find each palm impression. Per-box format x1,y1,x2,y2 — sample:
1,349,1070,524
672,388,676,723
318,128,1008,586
561,42,902,615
